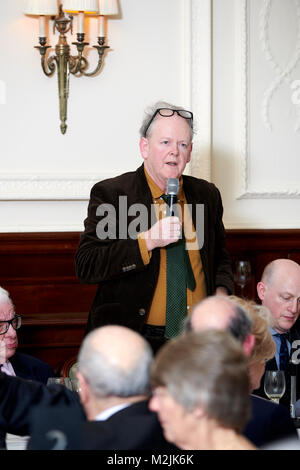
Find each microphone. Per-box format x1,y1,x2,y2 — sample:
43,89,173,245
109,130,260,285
166,178,180,216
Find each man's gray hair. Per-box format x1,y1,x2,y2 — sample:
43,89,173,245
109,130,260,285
139,101,194,139
0,287,12,306
77,334,153,398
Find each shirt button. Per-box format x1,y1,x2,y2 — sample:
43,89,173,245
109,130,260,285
138,308,146,316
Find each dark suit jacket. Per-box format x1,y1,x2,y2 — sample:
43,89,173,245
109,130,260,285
10,352,54,384
0,374,174,451
75,164,234,333
243,395,298,448
0,372,84,438
0,353,54,448
28,400,177,451
253,327,300,409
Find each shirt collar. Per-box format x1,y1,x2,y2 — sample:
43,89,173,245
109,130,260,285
95,402,131,421
270,327,290,339
144,168,184,200
0,361,16,376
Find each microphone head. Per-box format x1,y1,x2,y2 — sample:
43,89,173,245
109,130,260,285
166,178,180,196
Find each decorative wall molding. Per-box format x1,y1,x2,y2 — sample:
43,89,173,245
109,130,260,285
0,172,116,200
187,0,212,182
260,0,300,133
236,0,300,199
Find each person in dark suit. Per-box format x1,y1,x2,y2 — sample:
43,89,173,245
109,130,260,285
75,101,234,352
0,287,53,383
0,325,176,451
253,259,300,410
0,286,54,449
184,295,298,447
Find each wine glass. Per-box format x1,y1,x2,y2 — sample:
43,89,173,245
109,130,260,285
264,370,286,404
234,260,251,297
47,377,79,392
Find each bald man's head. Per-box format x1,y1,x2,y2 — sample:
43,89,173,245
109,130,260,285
77,325,153,398
185,296,252,345
257,259,300,334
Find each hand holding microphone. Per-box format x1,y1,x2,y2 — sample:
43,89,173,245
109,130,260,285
144,178,181,251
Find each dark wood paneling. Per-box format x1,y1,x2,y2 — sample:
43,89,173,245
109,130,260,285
0,230,299,373
0,232,97,374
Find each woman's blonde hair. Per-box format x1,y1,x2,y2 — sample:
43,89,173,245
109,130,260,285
229,296,276,364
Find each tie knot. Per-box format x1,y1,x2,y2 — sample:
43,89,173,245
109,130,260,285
275,333,289,341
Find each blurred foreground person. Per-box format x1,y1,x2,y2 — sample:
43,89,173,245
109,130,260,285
149,330,257,450
1,325,175,450
185,295,298,447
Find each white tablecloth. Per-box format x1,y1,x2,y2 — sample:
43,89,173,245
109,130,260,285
6,434,29,450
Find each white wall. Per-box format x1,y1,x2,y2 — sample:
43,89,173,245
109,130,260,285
0,0,299,232
212,0,300,228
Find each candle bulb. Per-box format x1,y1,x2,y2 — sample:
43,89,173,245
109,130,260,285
99,15,105,37
39,15,46,38
78,11,84,34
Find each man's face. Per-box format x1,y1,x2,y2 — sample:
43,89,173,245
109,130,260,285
140,114,192,191
0,301,18,361
149,386,197,449
258,271,300,334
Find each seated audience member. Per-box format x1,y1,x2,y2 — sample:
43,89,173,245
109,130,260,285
149,330,256,450
0,286,54,449
0,287,54,382
253,259,300,409
184,295,298,447
71,325,175,450
0,326,175,451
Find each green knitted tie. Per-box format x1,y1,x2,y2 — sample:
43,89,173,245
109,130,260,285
161,195,196,339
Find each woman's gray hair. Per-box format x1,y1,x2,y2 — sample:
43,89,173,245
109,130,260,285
77,335,153,398
139,101,194,140
151,330,250,433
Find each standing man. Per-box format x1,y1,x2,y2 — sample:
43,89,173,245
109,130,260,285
254,259,300,409
75,102,234,351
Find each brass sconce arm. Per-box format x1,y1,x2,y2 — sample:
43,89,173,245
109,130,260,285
70,38,109,77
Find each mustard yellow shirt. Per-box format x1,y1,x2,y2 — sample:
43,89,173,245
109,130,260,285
137,170,206,326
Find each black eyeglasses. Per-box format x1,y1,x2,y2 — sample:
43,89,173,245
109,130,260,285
143,108,193,137
0,315,22,335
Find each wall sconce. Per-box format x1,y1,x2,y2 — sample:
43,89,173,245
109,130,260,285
24,0,118,134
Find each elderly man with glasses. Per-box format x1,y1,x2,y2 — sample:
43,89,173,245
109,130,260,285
0,286,54,449
75,101,234,353
0,287,53,382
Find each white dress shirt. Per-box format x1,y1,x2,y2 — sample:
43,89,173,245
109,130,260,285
95,403,131,421
0,360,16,376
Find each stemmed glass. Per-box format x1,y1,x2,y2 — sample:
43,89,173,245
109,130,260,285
47,377,79,391
234,260,251,297
264,370,286,404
